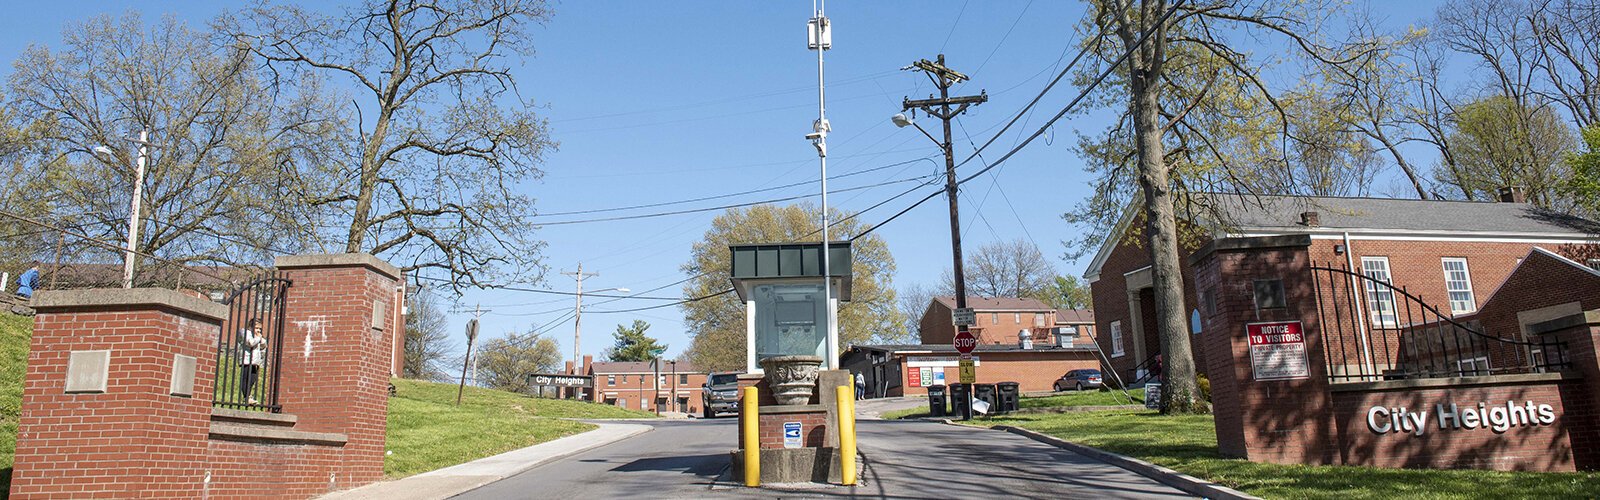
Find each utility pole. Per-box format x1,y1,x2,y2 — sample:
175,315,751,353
807,0,838,370
563,264,599,398
901,55,987,339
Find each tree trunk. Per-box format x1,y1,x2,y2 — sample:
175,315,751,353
1126,0,1203,414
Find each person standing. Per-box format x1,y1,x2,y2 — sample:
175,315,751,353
240,318,268,405
16,261,40,299
854,371,866,400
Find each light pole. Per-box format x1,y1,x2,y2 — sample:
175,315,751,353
807,0,839,370
94,128,157,289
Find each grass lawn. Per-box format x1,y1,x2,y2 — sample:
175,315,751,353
384,378,654,478
1,313,29,494
975,409,1600,500
1020,388,1144,408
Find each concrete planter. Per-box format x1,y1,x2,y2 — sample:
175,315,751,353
760,355,824,405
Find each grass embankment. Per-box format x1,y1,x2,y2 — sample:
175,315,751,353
976,404,1600,499
2,313,32,495
385,378,654,478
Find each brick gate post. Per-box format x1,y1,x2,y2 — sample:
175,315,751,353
1192,235,1336,464
8,289,226,499
274,253,402,487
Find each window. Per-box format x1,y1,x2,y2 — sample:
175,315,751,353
1014,313,1021,323
658,375,667,385
1442,258,1476,314
607,375,615,386
1588,259,1600,271
1361,257,1398,327
1457,356,1490,376
1034,313,1046,327
1110,321,1125,357
678,374,688,385
991,313,999,324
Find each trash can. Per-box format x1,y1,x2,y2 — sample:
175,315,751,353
996,382,1020,413
927,384,947,417
950,383,971,419
973,384,998,415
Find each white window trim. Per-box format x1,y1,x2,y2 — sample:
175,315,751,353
1588,259,1600,271
1014,312,1021,323
1441,257,1476,315
1361,256,1398,327
1110,320,1125,358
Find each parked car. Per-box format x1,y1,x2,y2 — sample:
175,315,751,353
700,372,742,418
1053,369,1103,391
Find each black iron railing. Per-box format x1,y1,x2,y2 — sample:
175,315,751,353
214,271,291,412
1310,262,1567,383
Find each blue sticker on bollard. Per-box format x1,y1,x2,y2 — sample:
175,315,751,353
783,422,802,448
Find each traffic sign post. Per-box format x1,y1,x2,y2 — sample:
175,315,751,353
951,307,975,326
953,330,977,354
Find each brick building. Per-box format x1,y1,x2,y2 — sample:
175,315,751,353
1084,192,1600,385
587,360,706,413
840,344,1102,397
920,296,1060,345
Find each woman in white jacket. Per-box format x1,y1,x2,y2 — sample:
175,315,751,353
240,318,268,405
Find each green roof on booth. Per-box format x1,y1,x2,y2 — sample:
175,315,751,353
728,242,852,301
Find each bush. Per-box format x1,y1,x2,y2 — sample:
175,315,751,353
1196,373,1211,402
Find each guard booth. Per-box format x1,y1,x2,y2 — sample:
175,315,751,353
726,242,860,486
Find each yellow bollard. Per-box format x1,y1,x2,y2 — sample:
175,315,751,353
837,384,857,486
742,386,760,487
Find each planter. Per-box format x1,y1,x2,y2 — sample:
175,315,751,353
760,355,824,405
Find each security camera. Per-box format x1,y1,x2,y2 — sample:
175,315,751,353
805,131,825,140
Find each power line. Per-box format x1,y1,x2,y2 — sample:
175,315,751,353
532,174,937,225
409,274,680,300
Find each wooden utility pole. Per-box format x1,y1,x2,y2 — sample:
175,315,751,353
456,310,480,406
902,54,986,336
562,264,599,399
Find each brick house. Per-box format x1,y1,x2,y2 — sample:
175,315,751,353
587,360,706,413
1054,308,1096,346
1084,192,1600,384
920,296,1059,346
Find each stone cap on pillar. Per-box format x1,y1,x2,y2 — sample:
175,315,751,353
275,253,401,281
31,288,229,323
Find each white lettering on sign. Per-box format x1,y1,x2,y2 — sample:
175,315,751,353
1365,400,1558,436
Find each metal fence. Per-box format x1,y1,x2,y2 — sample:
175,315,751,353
1310,261,1568,383
214,271,292,412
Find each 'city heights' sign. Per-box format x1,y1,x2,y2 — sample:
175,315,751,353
1366,400,1558,436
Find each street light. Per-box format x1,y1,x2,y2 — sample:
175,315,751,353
92,129,157,289
891,113,941,146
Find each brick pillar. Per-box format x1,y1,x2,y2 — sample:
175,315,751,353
1194,236,1336,465
274,253,402,487
9,289,227,499
1549,318,1600,470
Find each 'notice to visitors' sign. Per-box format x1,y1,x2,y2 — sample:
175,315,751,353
1246,321,1310,381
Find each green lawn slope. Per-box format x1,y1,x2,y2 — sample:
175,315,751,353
2,313,32,495
384,378,654,477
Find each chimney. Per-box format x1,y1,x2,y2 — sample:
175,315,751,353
564,360,574,375
1498,186,1527,203
583,355,593,375
1299,211,1321,227
1018,329,1033,350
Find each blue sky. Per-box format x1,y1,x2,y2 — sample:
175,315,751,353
1,1,1449,369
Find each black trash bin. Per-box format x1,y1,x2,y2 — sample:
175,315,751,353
950,383,972,419
927,384,947,417
996,382,1020,413
973,383,998,415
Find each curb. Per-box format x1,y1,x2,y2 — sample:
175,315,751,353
987,424,1259,500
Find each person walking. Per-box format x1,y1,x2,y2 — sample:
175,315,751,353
854,371,866,400
15,261,40,299
240,318,268,405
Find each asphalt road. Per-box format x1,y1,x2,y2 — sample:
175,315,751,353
454,417,1192,499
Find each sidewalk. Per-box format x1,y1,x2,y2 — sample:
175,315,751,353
319,422,652,500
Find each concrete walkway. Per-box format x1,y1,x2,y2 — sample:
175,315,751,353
318,421,652,500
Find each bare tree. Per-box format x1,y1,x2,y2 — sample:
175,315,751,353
890,282,937,344
476,329,562,394
1069,0,1380,413
403,289,454,380
222,0,557,290
5,13,332,272
943,239,1055,299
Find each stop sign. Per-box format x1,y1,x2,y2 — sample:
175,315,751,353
953,330,977,354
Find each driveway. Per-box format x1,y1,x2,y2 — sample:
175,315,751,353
453,416,1191,499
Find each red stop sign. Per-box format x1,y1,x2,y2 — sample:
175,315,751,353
953,331,977,354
